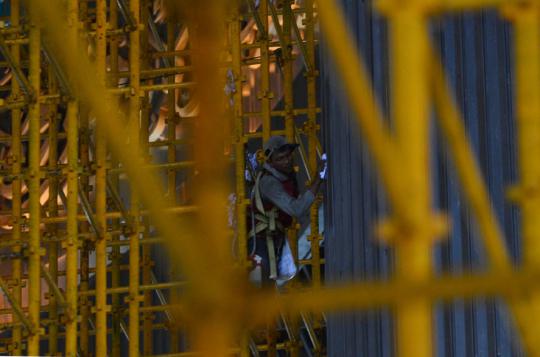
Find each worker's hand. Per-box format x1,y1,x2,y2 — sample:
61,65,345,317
309,157,327,195
317,154,327,180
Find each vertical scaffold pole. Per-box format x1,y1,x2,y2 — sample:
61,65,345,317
385,2,433,356
166,20,180,354
129,0,141,354
510,3,540,280
140,3,153,353
282,4,300,354
505,5,540,355
231,8,247,279
9,0,22,354
282,0,299,268
28,2,42,354
283,1,294,142
230,11,250,357
109,1,122,354
95,0,108,354
189,2,234,355
258,2,277,355
65,89,79,357
47,66,60,355
77,0,91,344
79,106,91,357
78,5,91,352
260,0,271,142
304,0,322,292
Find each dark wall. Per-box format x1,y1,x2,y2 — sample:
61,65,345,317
320,1,524,356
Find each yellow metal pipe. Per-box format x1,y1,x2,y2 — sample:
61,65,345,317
260,0,271,142
107,160,195,174
504,5,540,355
304,0,322,292
377,0,535,13
109,0,122,355
80,281,186,296
507,2,540,273
65,99,79,356
280,15,302,352
108,65,194,79
166,20,180,352
65,7,79,357
108,81,196,94
129,0,141,354
141,3,153,351
0,277,33,333
95,0,108,355
230,11,248,274
230,13,250,357
258,4,276,353
387,5,433,357
79,106,91,357
38,204,197,224
40,265,66,307
76,5,91,354
33,1,237,345
188,1,239,354
46,65,60,355
261,268,540,317
282,1,294,143
27,3,42,354
9,0,22,354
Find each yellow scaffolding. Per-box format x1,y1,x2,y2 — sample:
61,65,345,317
0,0,538,356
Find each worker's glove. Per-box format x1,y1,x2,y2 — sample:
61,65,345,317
319,153,328,180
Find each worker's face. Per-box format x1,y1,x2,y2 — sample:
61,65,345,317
269,149,294,174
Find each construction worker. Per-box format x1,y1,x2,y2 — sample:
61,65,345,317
249,135,325,287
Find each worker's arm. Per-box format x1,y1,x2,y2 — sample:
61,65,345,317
260,176,315,218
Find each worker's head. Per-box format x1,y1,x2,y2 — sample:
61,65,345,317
264,136,299,174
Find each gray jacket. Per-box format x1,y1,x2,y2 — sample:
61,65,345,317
257,163,315,219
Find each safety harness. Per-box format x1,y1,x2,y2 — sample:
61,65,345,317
248,170,284,279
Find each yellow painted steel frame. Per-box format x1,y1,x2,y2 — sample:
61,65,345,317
9,1,22,355
27,4,41,354
3,0,540,356
95,0,108,354
128,0,141,354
